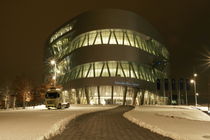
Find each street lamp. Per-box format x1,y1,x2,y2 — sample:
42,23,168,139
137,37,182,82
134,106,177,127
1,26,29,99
50,59,57,87
190,73,198,107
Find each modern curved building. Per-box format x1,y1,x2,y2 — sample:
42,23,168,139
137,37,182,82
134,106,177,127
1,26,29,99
45,9,169,105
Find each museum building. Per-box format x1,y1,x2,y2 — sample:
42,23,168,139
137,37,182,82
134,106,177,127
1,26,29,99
45,9,169,105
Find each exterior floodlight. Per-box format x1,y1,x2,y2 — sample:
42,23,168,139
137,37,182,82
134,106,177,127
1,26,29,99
194,73,197,77
196,93,199,96
190,79,194,83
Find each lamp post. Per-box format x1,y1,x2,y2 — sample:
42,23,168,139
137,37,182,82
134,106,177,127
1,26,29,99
190,73,198,107
50,60,57,87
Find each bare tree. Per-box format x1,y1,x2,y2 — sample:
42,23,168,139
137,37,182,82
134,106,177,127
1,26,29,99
31,85,46,106
12,76,33,109
0,82,12,109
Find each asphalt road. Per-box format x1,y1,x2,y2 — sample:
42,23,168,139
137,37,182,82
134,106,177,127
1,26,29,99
50,106,173,140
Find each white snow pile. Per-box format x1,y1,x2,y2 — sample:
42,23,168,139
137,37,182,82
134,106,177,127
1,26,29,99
124,105,210,140
195,106,210,113
0,105,116,140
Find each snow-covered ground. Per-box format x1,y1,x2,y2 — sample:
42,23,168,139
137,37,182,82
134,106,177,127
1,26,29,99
0,105,116,140
124,105,210,140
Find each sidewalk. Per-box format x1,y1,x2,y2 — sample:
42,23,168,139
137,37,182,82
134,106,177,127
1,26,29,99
50,106,172,140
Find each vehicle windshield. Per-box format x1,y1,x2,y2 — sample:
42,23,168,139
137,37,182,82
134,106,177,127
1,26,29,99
45,92,60,99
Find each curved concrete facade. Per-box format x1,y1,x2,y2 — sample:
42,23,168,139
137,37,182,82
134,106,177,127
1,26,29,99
45,9,169,105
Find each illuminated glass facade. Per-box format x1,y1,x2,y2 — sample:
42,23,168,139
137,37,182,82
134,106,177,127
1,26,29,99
60,61,166,83
45,9,169,105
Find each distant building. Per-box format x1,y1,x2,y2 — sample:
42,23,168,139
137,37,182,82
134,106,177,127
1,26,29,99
45,9,169,105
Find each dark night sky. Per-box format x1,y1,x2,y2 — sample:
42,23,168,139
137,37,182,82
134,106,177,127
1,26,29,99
0,0,210,98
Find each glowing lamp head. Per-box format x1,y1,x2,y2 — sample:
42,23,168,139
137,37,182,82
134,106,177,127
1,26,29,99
57,70,61,74
50,60,56,65
190,79,194,83
52,75,56,80
194,73,197,77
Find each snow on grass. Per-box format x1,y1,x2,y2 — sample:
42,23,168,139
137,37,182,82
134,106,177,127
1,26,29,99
150,105,210,121
0,105,47,112
0,105,116,140
124,105,210,140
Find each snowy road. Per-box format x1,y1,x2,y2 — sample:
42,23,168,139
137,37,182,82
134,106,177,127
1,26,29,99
49,106,172,140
